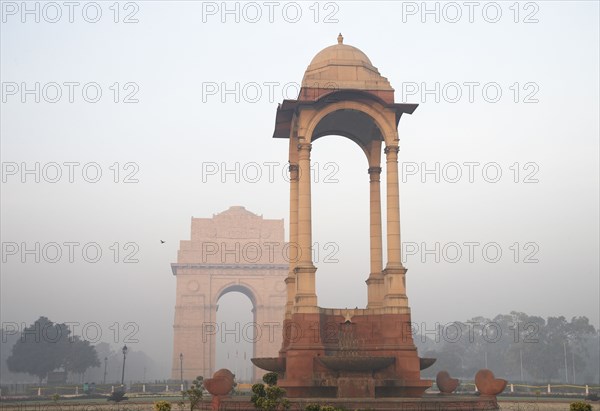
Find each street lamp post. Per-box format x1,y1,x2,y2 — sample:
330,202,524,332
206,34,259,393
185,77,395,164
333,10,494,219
103,357,108,385
179,353,184,391
572,350,576,384
121,345,128,387
519,350,524,382
563,341,568,383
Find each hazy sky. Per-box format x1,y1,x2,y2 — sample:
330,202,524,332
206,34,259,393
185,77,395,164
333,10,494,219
1,1,599,378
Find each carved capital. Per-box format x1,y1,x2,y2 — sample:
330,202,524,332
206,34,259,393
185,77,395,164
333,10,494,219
297,142,312,152
384,146,399,155
368,166,382,183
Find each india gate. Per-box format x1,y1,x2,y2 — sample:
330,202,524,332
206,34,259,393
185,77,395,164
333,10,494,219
171,206,288,380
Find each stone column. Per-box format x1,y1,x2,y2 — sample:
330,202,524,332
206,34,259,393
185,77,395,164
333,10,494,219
366,166,384,309
208,303,217,376
385,146,402,268
383,145,408,307
286,161,299,319
294,141,318,312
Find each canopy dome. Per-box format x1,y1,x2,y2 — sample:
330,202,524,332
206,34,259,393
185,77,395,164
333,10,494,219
301,34,393,92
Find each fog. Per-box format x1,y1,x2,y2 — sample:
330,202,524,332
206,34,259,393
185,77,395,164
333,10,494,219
1,2,598,380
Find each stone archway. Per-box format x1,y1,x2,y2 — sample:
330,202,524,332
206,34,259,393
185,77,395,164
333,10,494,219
171,206,287,381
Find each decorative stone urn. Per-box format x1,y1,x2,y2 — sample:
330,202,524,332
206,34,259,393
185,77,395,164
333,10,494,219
203,369,235,410
474,369,507,396
436,371,459,394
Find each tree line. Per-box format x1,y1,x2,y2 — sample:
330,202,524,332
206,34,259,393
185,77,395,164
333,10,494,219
4,317,100,383
1,316,159,385
415,311,600,384
2,313,598,385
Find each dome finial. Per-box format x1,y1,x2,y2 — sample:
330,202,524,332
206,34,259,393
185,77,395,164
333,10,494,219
337,33,343,44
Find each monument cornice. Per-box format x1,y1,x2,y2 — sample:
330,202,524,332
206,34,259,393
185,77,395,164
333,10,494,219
171,263,288,275
273,94,418,139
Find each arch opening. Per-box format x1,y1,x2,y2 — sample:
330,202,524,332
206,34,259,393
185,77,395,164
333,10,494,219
216,284,258,308
311,135,371,309
215,288,255,383
311,109,384,156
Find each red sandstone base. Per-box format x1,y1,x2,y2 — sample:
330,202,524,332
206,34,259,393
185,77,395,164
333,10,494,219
255,310,434,398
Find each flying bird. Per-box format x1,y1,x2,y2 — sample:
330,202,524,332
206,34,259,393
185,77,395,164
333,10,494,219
160,240,165,244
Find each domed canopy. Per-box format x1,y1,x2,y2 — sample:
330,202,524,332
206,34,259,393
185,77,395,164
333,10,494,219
301,34,393,92
273,35,418,140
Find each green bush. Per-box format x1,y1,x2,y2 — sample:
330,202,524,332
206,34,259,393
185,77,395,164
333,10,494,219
570,401,592,411
250,373,290,411
262,372,278,386
153,401,172,411
183,376,204,411
252,383,266,398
